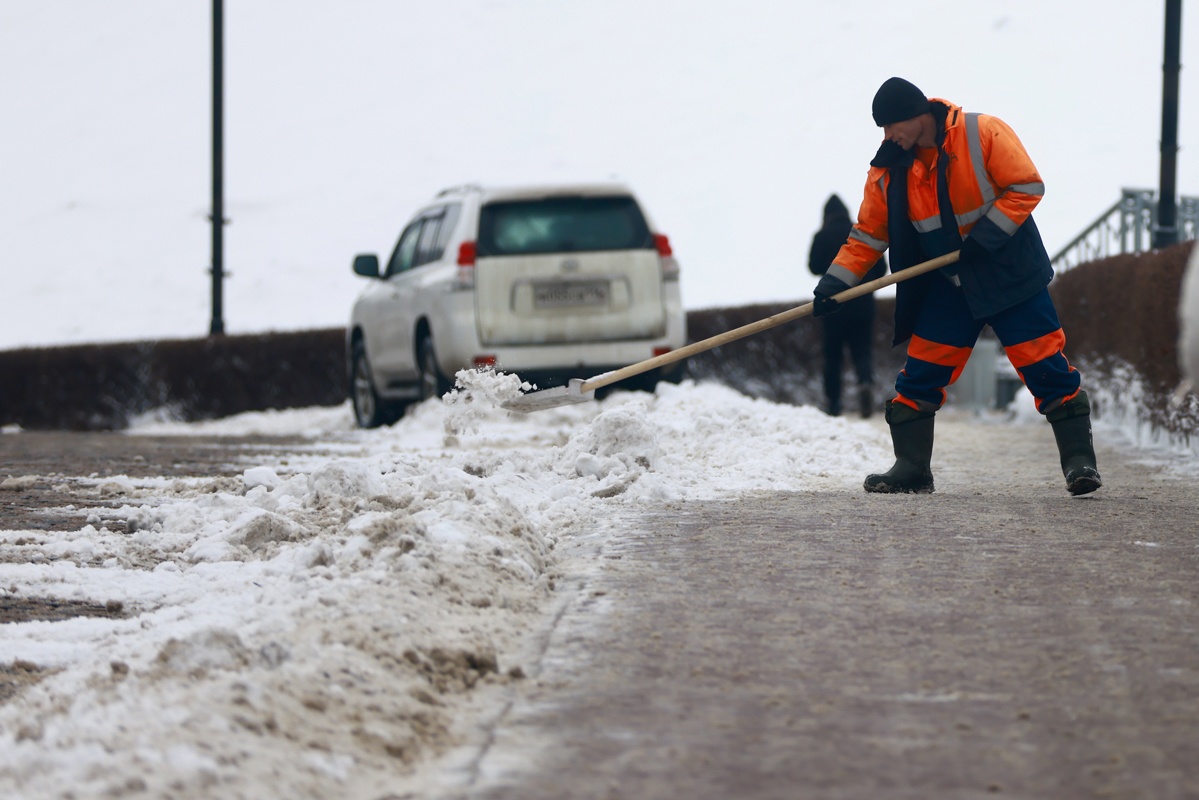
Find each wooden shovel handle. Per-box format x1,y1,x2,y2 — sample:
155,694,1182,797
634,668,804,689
580,250,961,393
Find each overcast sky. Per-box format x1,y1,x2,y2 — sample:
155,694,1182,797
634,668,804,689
1,1,1195,349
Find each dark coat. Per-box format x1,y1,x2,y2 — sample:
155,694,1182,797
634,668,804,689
871,101,1054,344
809,195,886,322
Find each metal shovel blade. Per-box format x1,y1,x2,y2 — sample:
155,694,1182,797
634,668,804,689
502,378,596,413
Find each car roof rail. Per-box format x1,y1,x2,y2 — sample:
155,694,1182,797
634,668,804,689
436,183,483,197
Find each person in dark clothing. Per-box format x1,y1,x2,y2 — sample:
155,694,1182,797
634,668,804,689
808,194,887,417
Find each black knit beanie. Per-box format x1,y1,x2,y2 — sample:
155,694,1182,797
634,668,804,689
872,77,931,126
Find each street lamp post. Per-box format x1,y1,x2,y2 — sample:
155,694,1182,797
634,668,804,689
1155,0,1182,249
209,0,226,335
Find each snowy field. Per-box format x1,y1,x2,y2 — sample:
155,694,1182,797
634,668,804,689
2,370,1199,798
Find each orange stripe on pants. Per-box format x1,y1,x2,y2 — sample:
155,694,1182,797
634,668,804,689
1004,329,1067,369
908,334,972,375
893,335,975,412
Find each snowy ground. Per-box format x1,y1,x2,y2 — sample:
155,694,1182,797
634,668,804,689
1,372,1197,799
0,377,889,798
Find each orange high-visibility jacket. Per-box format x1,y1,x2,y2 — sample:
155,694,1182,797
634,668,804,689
828,99,1053,328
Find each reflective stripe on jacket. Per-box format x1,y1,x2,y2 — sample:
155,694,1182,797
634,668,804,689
830,99,1054,336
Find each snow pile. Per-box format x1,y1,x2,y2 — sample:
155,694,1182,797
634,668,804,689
0,380,887,798
441,367,531,438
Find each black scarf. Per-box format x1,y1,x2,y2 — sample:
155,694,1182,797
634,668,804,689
870,103,958,345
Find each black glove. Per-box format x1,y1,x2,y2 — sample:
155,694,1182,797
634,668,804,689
813,273,851,318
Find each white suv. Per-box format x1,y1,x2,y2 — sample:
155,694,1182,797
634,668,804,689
347,182,687,427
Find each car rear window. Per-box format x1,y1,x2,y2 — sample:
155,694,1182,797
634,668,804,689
477,195,654,256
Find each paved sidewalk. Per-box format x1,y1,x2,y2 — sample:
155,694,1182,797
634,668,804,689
447,415,1199,799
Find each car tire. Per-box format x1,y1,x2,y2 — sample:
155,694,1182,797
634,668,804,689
417,335,451,402
661,361,686,385
351,340,402,428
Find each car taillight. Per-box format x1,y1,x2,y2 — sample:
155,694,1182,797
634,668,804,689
655,233,680,280
458,241,477,265
473,355,497,368
455,241,477,288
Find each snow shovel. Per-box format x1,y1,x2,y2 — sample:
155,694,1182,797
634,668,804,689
502,249,961,413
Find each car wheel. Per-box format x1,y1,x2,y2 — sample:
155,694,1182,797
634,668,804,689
417,335,450,402
351,340,401,428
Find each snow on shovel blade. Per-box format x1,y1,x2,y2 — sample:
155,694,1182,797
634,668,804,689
502,378,596,413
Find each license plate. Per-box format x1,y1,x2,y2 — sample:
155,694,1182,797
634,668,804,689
533,281,610,309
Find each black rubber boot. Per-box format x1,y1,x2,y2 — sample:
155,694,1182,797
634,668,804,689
1047,390,1102,496
864,400,936,494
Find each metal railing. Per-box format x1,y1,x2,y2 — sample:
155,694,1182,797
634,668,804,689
1051,188,1199,271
